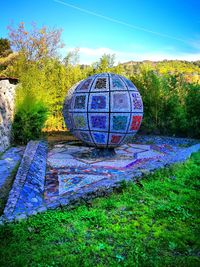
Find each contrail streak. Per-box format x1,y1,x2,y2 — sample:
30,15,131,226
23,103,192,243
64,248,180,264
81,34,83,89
54,0,187,43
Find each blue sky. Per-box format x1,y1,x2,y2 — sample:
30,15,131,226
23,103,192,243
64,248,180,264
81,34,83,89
1,0,200,64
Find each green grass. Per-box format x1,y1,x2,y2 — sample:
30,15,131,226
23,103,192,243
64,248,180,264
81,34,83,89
0,152,200,267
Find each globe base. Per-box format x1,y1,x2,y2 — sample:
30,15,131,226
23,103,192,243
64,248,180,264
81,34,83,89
91,147,116,158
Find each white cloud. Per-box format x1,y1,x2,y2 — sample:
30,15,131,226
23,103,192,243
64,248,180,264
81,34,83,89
79,47,114,57
66,47,200,65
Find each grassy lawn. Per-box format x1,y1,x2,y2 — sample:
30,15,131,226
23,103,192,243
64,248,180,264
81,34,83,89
0,152,200,267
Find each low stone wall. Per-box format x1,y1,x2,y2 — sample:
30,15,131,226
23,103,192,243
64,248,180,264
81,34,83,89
2,141,47,221
0,79,16,153
0,146,24,214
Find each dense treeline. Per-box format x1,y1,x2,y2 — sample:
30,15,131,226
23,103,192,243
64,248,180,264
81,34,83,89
0,23,200,143
131,67,200,137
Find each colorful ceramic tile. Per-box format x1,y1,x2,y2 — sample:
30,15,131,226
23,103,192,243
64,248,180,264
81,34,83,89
74,95,86,109
93,132,107,144
131,92,143,111
112,92,129,111
95,78,107,89
73,114,87,129
88,92,109,112
110,134,122,144
130,115,143,131
91,95,106,110
90,76,109,92
58,174,106,195
111,75,126,90
80,78,93,91
112,115,129,131
91,115,107,129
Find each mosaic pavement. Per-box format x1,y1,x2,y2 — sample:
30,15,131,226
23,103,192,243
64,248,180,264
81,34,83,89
44,140,200,204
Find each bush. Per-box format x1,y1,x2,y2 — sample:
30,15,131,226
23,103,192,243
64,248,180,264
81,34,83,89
131,70,199,137
12,97,48,144
160,75,188,136
131,68,163,134
185,83,200,137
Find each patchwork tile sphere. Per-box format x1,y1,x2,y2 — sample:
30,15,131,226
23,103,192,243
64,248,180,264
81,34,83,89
63,73,143,148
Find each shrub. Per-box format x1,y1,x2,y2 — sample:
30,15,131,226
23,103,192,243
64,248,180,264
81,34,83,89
185,83,200,137
12,96,48,144
131,68,163,134
160,74,188,136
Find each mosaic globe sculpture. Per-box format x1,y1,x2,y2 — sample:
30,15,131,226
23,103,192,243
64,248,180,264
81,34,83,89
63,73,143,148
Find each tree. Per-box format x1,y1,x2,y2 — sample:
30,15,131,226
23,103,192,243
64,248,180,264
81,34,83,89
102,53,115,68
63,48,80,66
0,38,12,57
93,53,115,72
7,22,64,61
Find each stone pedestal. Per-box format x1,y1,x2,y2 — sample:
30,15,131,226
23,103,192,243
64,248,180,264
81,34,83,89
90,148,116,158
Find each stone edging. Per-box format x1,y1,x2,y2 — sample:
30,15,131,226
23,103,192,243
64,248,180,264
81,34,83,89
2,141,47,222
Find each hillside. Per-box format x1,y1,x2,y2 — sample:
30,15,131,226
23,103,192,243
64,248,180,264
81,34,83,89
121,60,200,74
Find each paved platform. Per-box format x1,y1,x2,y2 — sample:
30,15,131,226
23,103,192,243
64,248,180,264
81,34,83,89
45,138,200,205
1,136,200,223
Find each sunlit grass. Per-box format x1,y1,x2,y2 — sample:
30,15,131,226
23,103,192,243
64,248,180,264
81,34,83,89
0,152,199,267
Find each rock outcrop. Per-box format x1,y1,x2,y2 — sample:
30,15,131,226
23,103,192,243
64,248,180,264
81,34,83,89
0,79,16,153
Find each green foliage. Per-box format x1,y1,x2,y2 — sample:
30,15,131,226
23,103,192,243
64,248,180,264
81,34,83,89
2,22,200,137
12,95,48,144
123,60,200,83
158,74,189,136
64,48,80,66
185,83,200,137
0,151,200,266
130,65,200,137
6,54,200,138
11,58,200,138
131,67,162,133
0,38,12,57
93,53,115,73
